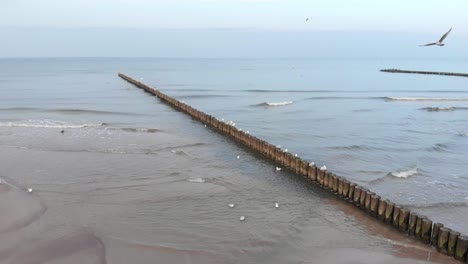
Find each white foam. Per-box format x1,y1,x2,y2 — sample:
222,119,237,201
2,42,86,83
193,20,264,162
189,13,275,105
386,97,468,102
0,119,104,129
265,101,293,106
391,167,418,178
188,178,205,183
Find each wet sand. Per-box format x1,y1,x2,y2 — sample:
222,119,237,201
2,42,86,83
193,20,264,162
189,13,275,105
0,121,460,264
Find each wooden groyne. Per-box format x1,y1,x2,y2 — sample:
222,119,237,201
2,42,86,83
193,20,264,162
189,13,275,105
118,73,468,263
381,69,468,77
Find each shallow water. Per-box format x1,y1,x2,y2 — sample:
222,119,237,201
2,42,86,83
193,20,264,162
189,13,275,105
0,58,466,263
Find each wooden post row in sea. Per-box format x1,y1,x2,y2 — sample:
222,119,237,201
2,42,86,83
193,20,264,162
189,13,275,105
118,73,468,263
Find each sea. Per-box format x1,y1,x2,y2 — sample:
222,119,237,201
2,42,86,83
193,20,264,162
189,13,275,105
0,58,466,264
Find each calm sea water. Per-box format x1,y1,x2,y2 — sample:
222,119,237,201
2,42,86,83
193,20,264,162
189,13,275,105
0,58,466,263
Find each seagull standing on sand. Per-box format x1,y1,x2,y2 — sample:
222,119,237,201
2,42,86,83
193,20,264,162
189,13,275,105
240,216,246,221
228,203,235,208
28,188,33,193
420,28,452,47
276,167,282,171
275,202,279,208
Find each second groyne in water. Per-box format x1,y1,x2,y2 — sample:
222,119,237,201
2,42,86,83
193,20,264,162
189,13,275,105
381,69,468,77
118,73,468,263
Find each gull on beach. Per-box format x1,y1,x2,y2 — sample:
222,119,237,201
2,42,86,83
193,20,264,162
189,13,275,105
276,167,282,171
240,216,246,221
28,188,33,193
420,28,452,47
320,165,327,171
228,204,235,208
275,202,279,208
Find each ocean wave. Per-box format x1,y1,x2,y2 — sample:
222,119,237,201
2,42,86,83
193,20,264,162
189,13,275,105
327,145,370,151
386,97,468,102
401,201,468,209
390,167,418,178
0,120,105,129
119,128,162,133
187,178,205,183
0,107,141,116
427,143,450,152
421,107,468,112
253,101,293,107
176,94,235,99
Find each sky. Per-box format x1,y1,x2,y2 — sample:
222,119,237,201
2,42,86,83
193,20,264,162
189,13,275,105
1,0,467,58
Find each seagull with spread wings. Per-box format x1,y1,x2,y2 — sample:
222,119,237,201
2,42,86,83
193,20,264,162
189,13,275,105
420,28,452,47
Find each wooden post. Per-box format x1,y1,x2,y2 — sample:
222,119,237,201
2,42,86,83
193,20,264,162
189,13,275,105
377,199,387,221
421,218,433,244
438,227,451,254
308,165,317,181
448,231,461,256
342,180,350,198
398,208,410,232
409,214,419,236
332,174,339,192
353,187,361,206
385,202,394,224
348,183,356,201
359,188,367,208
432,223,444,247
392,206,401,228
338,178,343,196
455,236,468,262
365,191,375,212
415,215,427,240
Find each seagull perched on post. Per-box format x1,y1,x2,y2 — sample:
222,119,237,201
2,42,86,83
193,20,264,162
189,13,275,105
420,28,452,47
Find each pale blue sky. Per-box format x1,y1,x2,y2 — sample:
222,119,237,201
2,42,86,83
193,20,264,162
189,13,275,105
1,0,467,57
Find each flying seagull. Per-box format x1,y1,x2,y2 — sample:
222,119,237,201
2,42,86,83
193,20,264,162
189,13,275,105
420,28,452,47
305,17,311,22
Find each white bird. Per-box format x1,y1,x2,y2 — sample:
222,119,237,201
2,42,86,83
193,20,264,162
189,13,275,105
305,17,312,22
276,167,282,171
232,123,236,127
246,131,250,134
204,124,207,127
28,188,33,193
221,118,225,122
181,101,185,103
276,145,281,148
237,155,240,159
240,216,246,221
239,128,242,131
320,165,327,171
275,202,279,208
420,27,452,47
294,154,298,157
309,162,315,167
228,204,235,208
283,149,288,152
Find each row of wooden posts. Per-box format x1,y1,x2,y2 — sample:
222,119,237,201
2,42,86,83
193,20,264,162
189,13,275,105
381,69,468,77
118,73,468,263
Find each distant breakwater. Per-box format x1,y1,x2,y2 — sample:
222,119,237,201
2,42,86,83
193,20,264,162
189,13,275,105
118,73,468,263
381,69,468,77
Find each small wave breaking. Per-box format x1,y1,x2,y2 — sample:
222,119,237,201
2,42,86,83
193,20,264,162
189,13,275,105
187,178,205,183
421,107,468,112
390,167,418,178
254,101,293,107
386,97,468,102
0,120,105,129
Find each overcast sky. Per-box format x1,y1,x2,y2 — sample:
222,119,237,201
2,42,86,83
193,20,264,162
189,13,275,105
1,0,467,58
